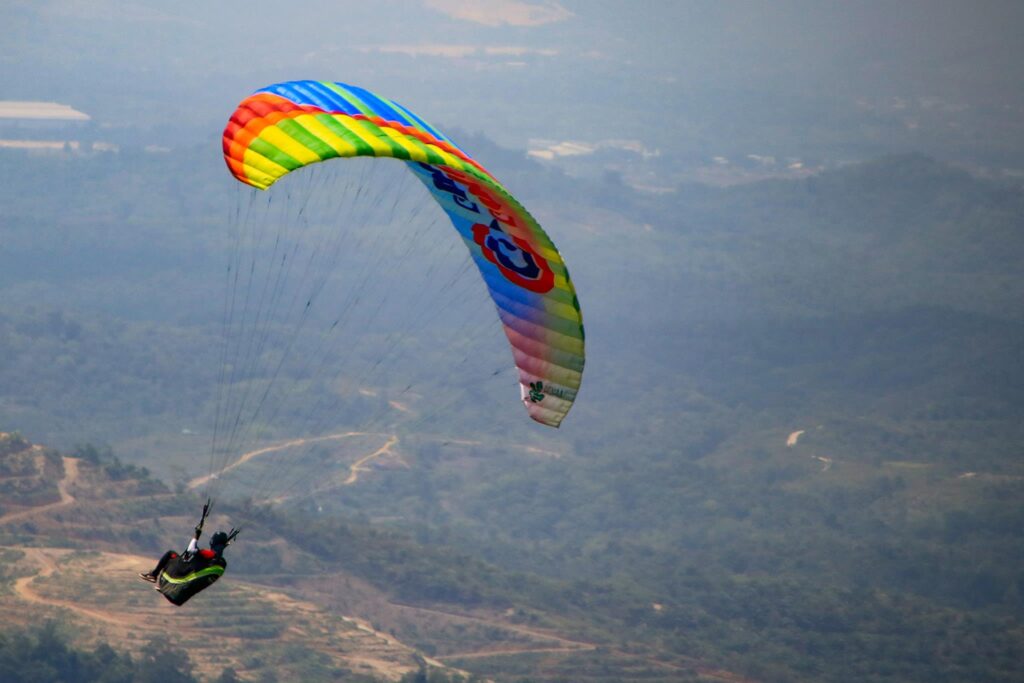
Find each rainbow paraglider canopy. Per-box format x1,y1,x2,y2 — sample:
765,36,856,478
222,80,584,427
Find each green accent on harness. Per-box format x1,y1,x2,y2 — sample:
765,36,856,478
160,565,225,585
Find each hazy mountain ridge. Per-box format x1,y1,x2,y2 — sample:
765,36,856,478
5,3,1024,168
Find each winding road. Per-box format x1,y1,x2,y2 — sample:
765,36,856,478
0,456,79,525
11,548,150,626
188,431,371,490
343,435,399,485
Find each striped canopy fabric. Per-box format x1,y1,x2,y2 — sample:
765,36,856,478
223,80,583,427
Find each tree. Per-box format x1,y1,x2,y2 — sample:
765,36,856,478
135,639,197,683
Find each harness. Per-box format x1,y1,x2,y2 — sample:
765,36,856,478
155,499,239,606
157,554,227,606
160,564,225,585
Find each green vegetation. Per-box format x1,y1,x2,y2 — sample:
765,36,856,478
71,444,166,493
0,621,403,683
399,670,481,683
0,622,200,683
1,145,1023,681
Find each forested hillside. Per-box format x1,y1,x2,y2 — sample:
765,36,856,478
1,143,1023,682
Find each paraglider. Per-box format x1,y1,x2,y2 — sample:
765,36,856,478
221,80,585,428
140,500,240,606
142,80,583,604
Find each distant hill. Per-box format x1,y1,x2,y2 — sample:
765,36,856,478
0,432,732,682
0,432,471,682
2,147,1024,682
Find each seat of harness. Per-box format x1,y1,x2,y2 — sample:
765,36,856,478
161,553,225,583
160,563,225,585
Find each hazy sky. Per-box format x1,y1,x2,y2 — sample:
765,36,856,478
3,0,1024,171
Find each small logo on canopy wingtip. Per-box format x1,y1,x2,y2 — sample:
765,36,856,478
528,381,545,403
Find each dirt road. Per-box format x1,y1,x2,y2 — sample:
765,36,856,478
188,431,370,490
344,435,399,485
0,456,80,525
12,547,150,626
392,602,596,654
